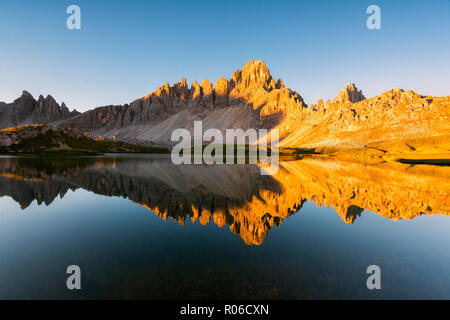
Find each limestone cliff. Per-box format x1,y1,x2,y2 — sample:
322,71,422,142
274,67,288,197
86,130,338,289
332,83,366,104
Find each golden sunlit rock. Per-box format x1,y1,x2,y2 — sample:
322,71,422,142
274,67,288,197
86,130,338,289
2,61,449,159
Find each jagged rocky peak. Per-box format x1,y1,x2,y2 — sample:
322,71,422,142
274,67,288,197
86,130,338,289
177,77,188,87
214,77,230,108
201,78,214,108
387,87,421,99
0,91,80,129
188,81,203,110
276,78,285,89
45,94,58,106
21,90,35,99
61,102,70,113
35,94,71,116
14,90,36,105
333,83,366,104
231,60,274,92
134,60,280,107
201,78,213,94
60,59,307,139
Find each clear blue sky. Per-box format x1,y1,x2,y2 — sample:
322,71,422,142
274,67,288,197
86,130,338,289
0,0,448,111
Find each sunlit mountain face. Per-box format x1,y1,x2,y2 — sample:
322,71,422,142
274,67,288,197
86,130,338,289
0,155,449,299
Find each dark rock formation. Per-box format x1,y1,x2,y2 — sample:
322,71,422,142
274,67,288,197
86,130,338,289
0,91,79,128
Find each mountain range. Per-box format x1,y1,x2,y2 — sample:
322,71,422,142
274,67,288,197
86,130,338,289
1,60,449,158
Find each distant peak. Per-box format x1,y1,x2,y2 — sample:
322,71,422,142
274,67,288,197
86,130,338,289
21,90,34,99
276,78,285,89
201,78,213,92
242,60,268,70
233,60,273,91
344,83,357,90
241,60,270,77
15,90,36,104
391,87,404,93
333,83,366,103
45,94,56,102
135,60,289,106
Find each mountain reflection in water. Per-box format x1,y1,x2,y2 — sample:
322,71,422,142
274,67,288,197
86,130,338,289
0,155,448,245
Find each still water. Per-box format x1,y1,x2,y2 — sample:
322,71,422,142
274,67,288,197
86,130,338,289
0,155,449,299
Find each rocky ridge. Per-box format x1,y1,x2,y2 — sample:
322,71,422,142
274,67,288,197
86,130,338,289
0,91,79,128
1,60,449,153
56,60,307,145
280,87,450,155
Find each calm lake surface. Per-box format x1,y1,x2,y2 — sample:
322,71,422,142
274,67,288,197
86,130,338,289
0,155,449,299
